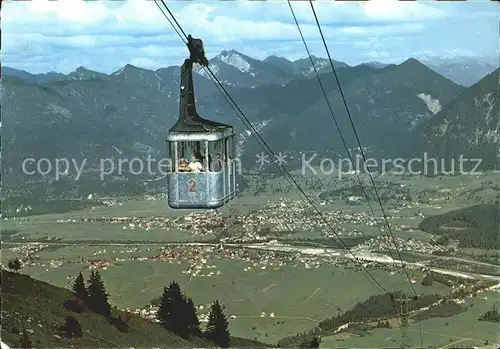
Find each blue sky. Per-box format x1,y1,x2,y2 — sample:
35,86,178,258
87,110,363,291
2,0,498,74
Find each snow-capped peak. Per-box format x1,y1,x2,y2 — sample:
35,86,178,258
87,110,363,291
216,50,252,74
111,66,126,76
67,67,100,80
111,64,141,76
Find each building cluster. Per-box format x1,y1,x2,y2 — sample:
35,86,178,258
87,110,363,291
353,235,451,255
55,216,178,232
123,304,159,323
54,212,225,236
176,211,226,235
45,196,460,245
121,302,235,324
239,199,384,237
89,259,113,270
6,236,438,279
7,242,48,267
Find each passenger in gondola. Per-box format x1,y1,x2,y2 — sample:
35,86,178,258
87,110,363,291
211,153,223,172
178,158,189,172
188,155,203,172
194,149,204,166
224,153,231,167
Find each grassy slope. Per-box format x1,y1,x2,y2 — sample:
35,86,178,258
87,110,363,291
1,271,268,348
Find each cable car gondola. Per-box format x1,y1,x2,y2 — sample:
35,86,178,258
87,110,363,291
166,35,236,209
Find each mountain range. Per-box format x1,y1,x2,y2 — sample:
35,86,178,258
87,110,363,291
3,53,495,87
2,52,350,89
1,50,498,193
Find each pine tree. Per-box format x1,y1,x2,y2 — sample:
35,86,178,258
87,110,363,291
300,336,321,349
184,296,201,337
204,300,230,348
72,272,88,300
157,282,185,335
8,259,22,272
421,273,433,286
156,286,169,327
176,294,190,339
86,270,111,316
19,330,32,348
310,336,321,348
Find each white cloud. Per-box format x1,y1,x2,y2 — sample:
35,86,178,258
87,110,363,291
359,0,445,20
129,57,164,70
342,27,368,35
2,0,497,74
366,51,391,60
26,0,109,23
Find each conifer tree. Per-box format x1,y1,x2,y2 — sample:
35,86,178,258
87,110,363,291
204,300,230,348
184,296,201,337
306,336,321,349
157,282,185,335
300,336,321,349
72,272,88,300
156,286,170,328
8,258,22,272
176,294,190,339
86,270,111,316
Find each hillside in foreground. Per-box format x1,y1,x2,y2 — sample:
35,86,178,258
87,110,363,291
1,271,268,348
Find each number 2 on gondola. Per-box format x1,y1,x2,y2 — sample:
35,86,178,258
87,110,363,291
188,179,196,192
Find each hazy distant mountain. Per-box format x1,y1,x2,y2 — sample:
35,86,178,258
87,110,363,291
422,56,498,87
263,55,297,75
263,54,350,77
2,66,66,84
361,61,388,69
292,55,350,76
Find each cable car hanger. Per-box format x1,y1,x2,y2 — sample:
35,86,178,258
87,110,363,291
169,35,231,134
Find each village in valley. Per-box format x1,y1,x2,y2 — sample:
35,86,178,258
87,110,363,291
3,171,500,347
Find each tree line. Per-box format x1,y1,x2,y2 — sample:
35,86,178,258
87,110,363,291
419,203,499,250
277,292,442,348
156,281,230,347
478,305,500,323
